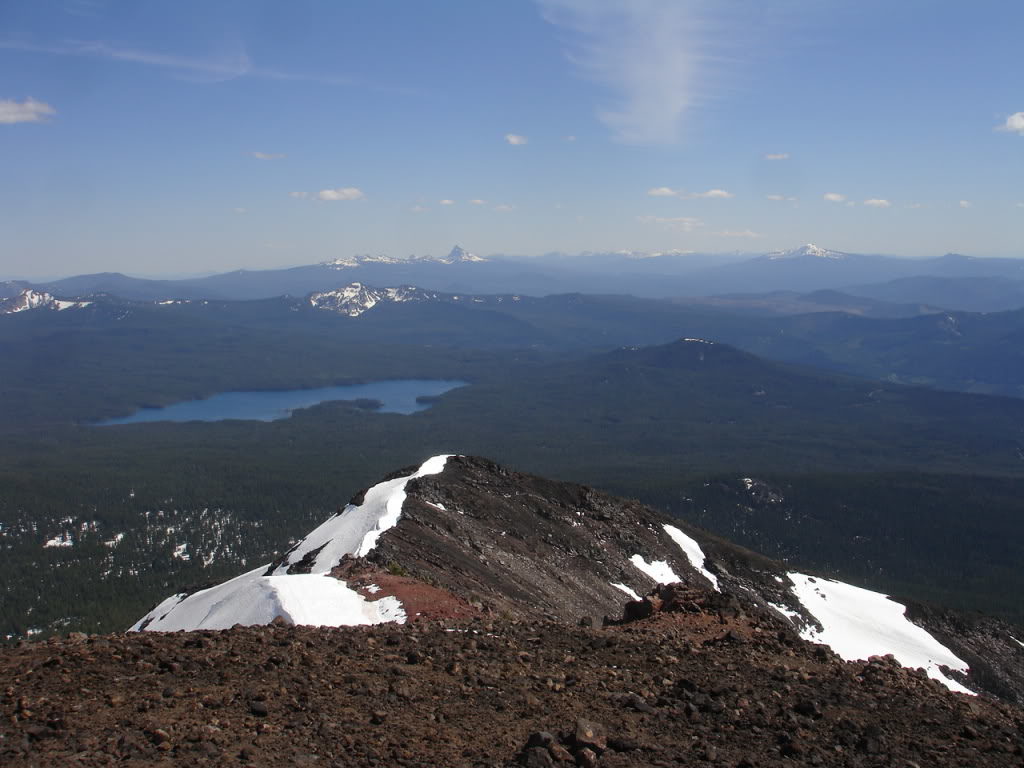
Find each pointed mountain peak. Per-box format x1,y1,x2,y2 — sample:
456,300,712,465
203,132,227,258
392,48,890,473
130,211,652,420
446,245,487,263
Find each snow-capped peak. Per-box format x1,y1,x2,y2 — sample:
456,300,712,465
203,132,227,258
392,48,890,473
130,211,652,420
309,283,438,317
765,243,849,261
442,245,487,263
0,288,92,315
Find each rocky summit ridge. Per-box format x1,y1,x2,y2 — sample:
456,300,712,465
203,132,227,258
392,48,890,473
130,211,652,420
132,456,1023,703
4,455,1024,767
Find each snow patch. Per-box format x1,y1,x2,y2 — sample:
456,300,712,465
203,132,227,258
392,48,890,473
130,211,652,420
43,533,73,548
272,455,452,574
787,572,972,694
611,582,641,600
629,555,680,585
130,569,405,632
132,456,454,632
663,524,720,591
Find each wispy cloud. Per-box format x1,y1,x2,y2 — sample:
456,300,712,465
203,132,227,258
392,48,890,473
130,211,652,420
766,194,797,202
505,133,528,145
996,112,1024,135
469,198,487,205
232,207,247,214
493,203,515,212
0,97,56,124
959,200,972,209
439,199,455,205
638,215,704,232
289,191,308,199
252,151,285,160
647,186,733,199
823,192,846,203
318,187,364,201
863,198,891,208
764,153,789,160
410,205,428,213
0,39,359,86
538,0,711,144
564,135,577,142
713,229,760,238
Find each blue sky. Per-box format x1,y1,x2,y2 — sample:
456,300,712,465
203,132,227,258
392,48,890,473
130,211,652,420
1,0,1022,278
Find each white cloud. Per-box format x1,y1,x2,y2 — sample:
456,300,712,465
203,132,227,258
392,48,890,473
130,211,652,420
766,194,797,202
647,186,732,199
538,0,711,144
289,191,308,199
0,97,56,124
410,205,428,213
252,151,285,160
863,198,891,208
823,192,846,203
906,202,924,209
996,112,1024,135
638,215,704,232
713,229,761,238
504,133,528,145
764,153,789,160
469,198,487,205
959,200,972,209
493,203,515,212
691,188,733,199
318,187,364,201
439,199,455,205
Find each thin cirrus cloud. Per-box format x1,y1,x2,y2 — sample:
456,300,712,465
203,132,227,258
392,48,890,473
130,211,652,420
0,97,56,124
468,199,487,205
538,0,718,145
0,39,357,86
996,112,1024,135
766,194,797,202
317,187,364,201
638,215,704,232
439,199,455,205
959,200,972,209
646,187,733,199
764,153,789,160
493,203,515,212
251,151,285,160
713,229,761,238
823,192,846,203
863,198,891,208
504,133,528,145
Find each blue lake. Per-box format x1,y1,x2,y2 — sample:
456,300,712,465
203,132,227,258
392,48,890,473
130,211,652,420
95,379,467,426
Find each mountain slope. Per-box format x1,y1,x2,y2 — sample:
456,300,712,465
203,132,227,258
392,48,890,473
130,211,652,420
133,455,1024,702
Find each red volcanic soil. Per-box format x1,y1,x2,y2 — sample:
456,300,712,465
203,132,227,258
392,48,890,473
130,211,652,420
2,591,1023,767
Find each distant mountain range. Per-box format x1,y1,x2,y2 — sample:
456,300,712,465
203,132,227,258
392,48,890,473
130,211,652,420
12,243,1024,310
